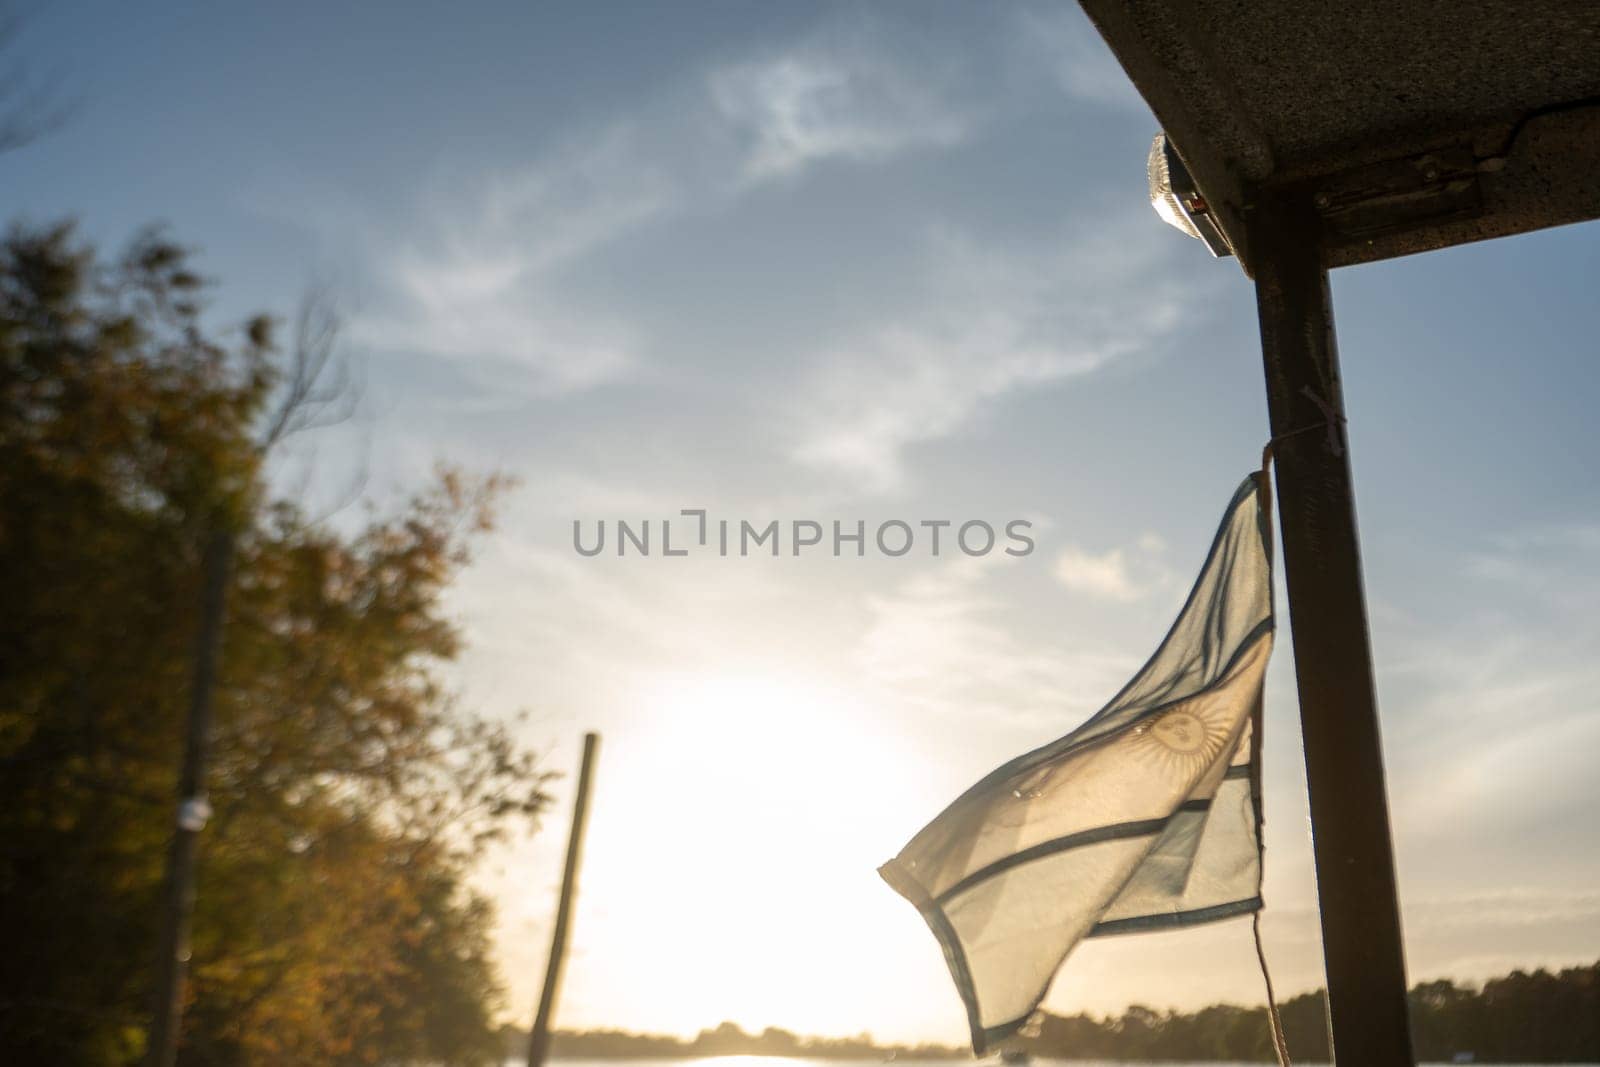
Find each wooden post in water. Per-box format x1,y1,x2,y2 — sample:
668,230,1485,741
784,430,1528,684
1250,195,1415,1066
146,529,233,1067
528,732,600,1067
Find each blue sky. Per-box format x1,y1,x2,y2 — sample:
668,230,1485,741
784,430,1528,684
11,0,1600,1044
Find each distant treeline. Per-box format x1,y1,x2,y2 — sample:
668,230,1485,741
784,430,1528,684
510,959,1600,1063
531,1021,965,1061
1026,961,1598,1062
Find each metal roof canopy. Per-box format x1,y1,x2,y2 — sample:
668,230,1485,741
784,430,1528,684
1083,0,1600,272
1079,5,1600,1066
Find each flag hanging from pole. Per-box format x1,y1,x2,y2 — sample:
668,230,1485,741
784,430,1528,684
880,474,1275,1054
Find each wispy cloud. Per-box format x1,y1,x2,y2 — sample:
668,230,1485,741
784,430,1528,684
347,126,673,395
789,317,1103,495
355,258,637,394
341,18,992,398
1053,533,1171,602
284,7,1161,412
709,27,973,184
787,220,1191,494
476,125,677,274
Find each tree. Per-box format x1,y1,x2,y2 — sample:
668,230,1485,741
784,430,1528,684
0,223,550,1064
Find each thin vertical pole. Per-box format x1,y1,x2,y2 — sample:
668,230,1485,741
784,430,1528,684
528,732,600,1067
1250,195,1414,1066
146,528,233,1067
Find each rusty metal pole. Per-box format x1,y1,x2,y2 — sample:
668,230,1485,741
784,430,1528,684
528,732,600,1067
146,529,233,1067
1250,195,1415,1066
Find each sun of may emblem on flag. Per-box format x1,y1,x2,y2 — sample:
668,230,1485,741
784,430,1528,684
880,473,1275,1054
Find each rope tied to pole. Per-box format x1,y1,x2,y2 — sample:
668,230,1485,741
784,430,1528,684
1254,910,1294,1067
1252,447,1292,1067
1261,404,1346,469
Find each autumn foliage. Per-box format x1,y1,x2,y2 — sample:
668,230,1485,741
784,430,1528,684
0,224,550,1065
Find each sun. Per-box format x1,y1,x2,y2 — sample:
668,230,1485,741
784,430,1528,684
564,667,932,1037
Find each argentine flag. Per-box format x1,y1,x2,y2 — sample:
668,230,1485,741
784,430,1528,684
881,474,1275,1053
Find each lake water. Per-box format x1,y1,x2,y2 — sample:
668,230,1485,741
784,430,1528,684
509,1058,1598,1067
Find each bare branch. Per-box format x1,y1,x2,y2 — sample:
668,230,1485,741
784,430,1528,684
259,287,361,451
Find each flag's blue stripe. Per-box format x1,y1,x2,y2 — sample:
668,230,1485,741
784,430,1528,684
976,1013,1034,1056
882,795,1249,1051
967,897,1266,1051
879,858,988,1053
1087,894,1263,937
934,817,1173,905
931,788,1251,907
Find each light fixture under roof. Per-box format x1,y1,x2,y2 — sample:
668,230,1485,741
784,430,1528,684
1148,132,1233,259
